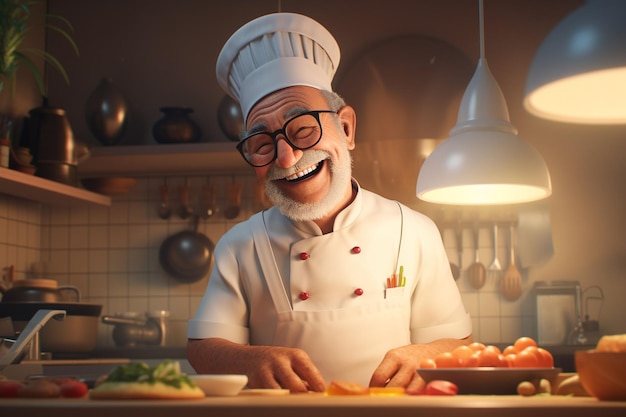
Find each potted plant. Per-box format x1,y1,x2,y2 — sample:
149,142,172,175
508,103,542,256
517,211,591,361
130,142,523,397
0,0,78,140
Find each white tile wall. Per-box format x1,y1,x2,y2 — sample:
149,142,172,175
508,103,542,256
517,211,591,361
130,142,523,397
1,176,533,350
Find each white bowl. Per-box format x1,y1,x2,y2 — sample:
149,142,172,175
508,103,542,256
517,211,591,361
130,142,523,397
189,374,248,396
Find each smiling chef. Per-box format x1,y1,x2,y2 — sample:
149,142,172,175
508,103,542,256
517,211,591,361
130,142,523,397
187,12,473,393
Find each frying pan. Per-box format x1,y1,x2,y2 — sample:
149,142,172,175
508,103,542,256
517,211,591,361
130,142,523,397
159,216,214,282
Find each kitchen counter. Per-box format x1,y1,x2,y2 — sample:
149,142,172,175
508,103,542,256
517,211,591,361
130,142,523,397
0,394,625,417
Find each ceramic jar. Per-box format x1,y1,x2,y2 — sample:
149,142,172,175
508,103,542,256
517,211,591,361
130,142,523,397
152,107,202,144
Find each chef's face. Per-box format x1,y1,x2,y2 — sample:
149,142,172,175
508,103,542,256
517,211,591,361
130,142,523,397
245,86,356,221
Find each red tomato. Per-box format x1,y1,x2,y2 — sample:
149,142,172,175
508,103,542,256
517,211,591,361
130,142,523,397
503,353,517,368
424,380,458,396
513,347,540,368
536,347,554,368
0,380,24,398
451,346,473,359
461,353,480,368
502,345,518,356
513,337,537,352
60,380,89,398
477,346,505,367
434,352,460,368
419,358,437,369
467,342,486,352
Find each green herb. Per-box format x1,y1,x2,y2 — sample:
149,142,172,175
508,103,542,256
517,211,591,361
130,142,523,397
105,360,196,390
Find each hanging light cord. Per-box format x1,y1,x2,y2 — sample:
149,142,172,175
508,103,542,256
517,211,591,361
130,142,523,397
479,0,485,59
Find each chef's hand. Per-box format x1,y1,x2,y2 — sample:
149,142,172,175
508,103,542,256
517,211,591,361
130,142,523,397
245,345,327,393
187,337,326,393
369,337,473,391
369,344,426,392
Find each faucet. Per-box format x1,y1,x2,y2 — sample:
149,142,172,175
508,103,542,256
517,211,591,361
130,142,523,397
0,309,66,370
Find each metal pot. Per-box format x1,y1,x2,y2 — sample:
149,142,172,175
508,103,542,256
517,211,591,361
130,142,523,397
159,216,214,282
0,302,102,353
101,311,169,347
0,278,79,303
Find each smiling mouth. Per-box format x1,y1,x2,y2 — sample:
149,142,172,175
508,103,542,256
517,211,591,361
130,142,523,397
281,160,325,182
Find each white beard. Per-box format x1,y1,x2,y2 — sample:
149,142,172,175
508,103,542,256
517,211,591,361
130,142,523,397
264,145,353,222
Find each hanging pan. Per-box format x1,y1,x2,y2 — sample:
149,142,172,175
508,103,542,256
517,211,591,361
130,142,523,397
159,216,214,282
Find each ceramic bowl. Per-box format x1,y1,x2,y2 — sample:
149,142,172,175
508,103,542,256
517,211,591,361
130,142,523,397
81,177,136,195
188,374,248,396
575,350,626,400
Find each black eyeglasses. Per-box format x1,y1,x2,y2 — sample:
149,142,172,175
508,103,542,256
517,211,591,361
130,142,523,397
236,110,337,167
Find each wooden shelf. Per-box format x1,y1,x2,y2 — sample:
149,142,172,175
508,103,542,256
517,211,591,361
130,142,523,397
2,142,247,207
0,167,111,207
77,141,249,178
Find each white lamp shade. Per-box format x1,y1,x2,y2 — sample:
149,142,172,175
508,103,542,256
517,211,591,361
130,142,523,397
417,59,552,205
524,0,626,124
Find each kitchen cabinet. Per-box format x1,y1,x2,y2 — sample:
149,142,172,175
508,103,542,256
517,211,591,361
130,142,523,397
77,142,249,177
0,167,110,207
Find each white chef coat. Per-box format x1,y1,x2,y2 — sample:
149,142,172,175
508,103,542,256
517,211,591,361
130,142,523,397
188,182,471,385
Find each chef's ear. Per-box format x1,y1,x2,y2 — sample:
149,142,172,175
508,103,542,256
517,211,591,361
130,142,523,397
336,105,356,150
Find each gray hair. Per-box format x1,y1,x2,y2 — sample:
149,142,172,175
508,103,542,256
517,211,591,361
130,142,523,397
322,90,346,111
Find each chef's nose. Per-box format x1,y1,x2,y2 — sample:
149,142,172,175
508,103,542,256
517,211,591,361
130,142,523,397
275,137,303,169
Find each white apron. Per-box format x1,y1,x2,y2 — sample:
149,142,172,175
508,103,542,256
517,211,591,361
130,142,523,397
250,204,412,385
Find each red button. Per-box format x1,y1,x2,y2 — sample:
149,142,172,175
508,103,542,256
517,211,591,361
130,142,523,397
299,291,310,300
354,288,364,296
351,246,361,254
299,252,309,260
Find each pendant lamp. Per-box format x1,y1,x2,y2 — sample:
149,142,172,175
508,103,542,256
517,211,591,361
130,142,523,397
416,0,552,205
524,0,626,124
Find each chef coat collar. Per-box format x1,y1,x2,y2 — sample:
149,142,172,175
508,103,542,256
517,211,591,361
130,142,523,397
288,179,362,236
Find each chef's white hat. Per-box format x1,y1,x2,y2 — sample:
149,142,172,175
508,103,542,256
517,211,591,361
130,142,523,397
216,12,341,125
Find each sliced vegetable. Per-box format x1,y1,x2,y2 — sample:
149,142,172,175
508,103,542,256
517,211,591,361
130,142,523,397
424,380,458,396
60,380,89,398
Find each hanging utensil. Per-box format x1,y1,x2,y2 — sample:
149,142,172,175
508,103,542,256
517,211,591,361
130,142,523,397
499,223,523,301
439,224,459,281
159,216,214,282
224,179,242,219
468,222,486,289
157,182,171,220
199,179,217,219
454,220,463,276
178,181,193,219
487,223,502,279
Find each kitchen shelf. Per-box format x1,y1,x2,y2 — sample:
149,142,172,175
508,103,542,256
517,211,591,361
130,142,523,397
78,141,249,178
0,167,111,207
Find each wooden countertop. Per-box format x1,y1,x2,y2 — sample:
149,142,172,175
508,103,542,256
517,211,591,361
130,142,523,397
1,394,625,417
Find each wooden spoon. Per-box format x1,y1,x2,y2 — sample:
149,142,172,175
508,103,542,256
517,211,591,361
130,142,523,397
499,224,523,301
468,223,486,289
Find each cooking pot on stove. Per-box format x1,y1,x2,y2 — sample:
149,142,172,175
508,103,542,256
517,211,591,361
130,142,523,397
0,278,80,303
0,302,102,353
